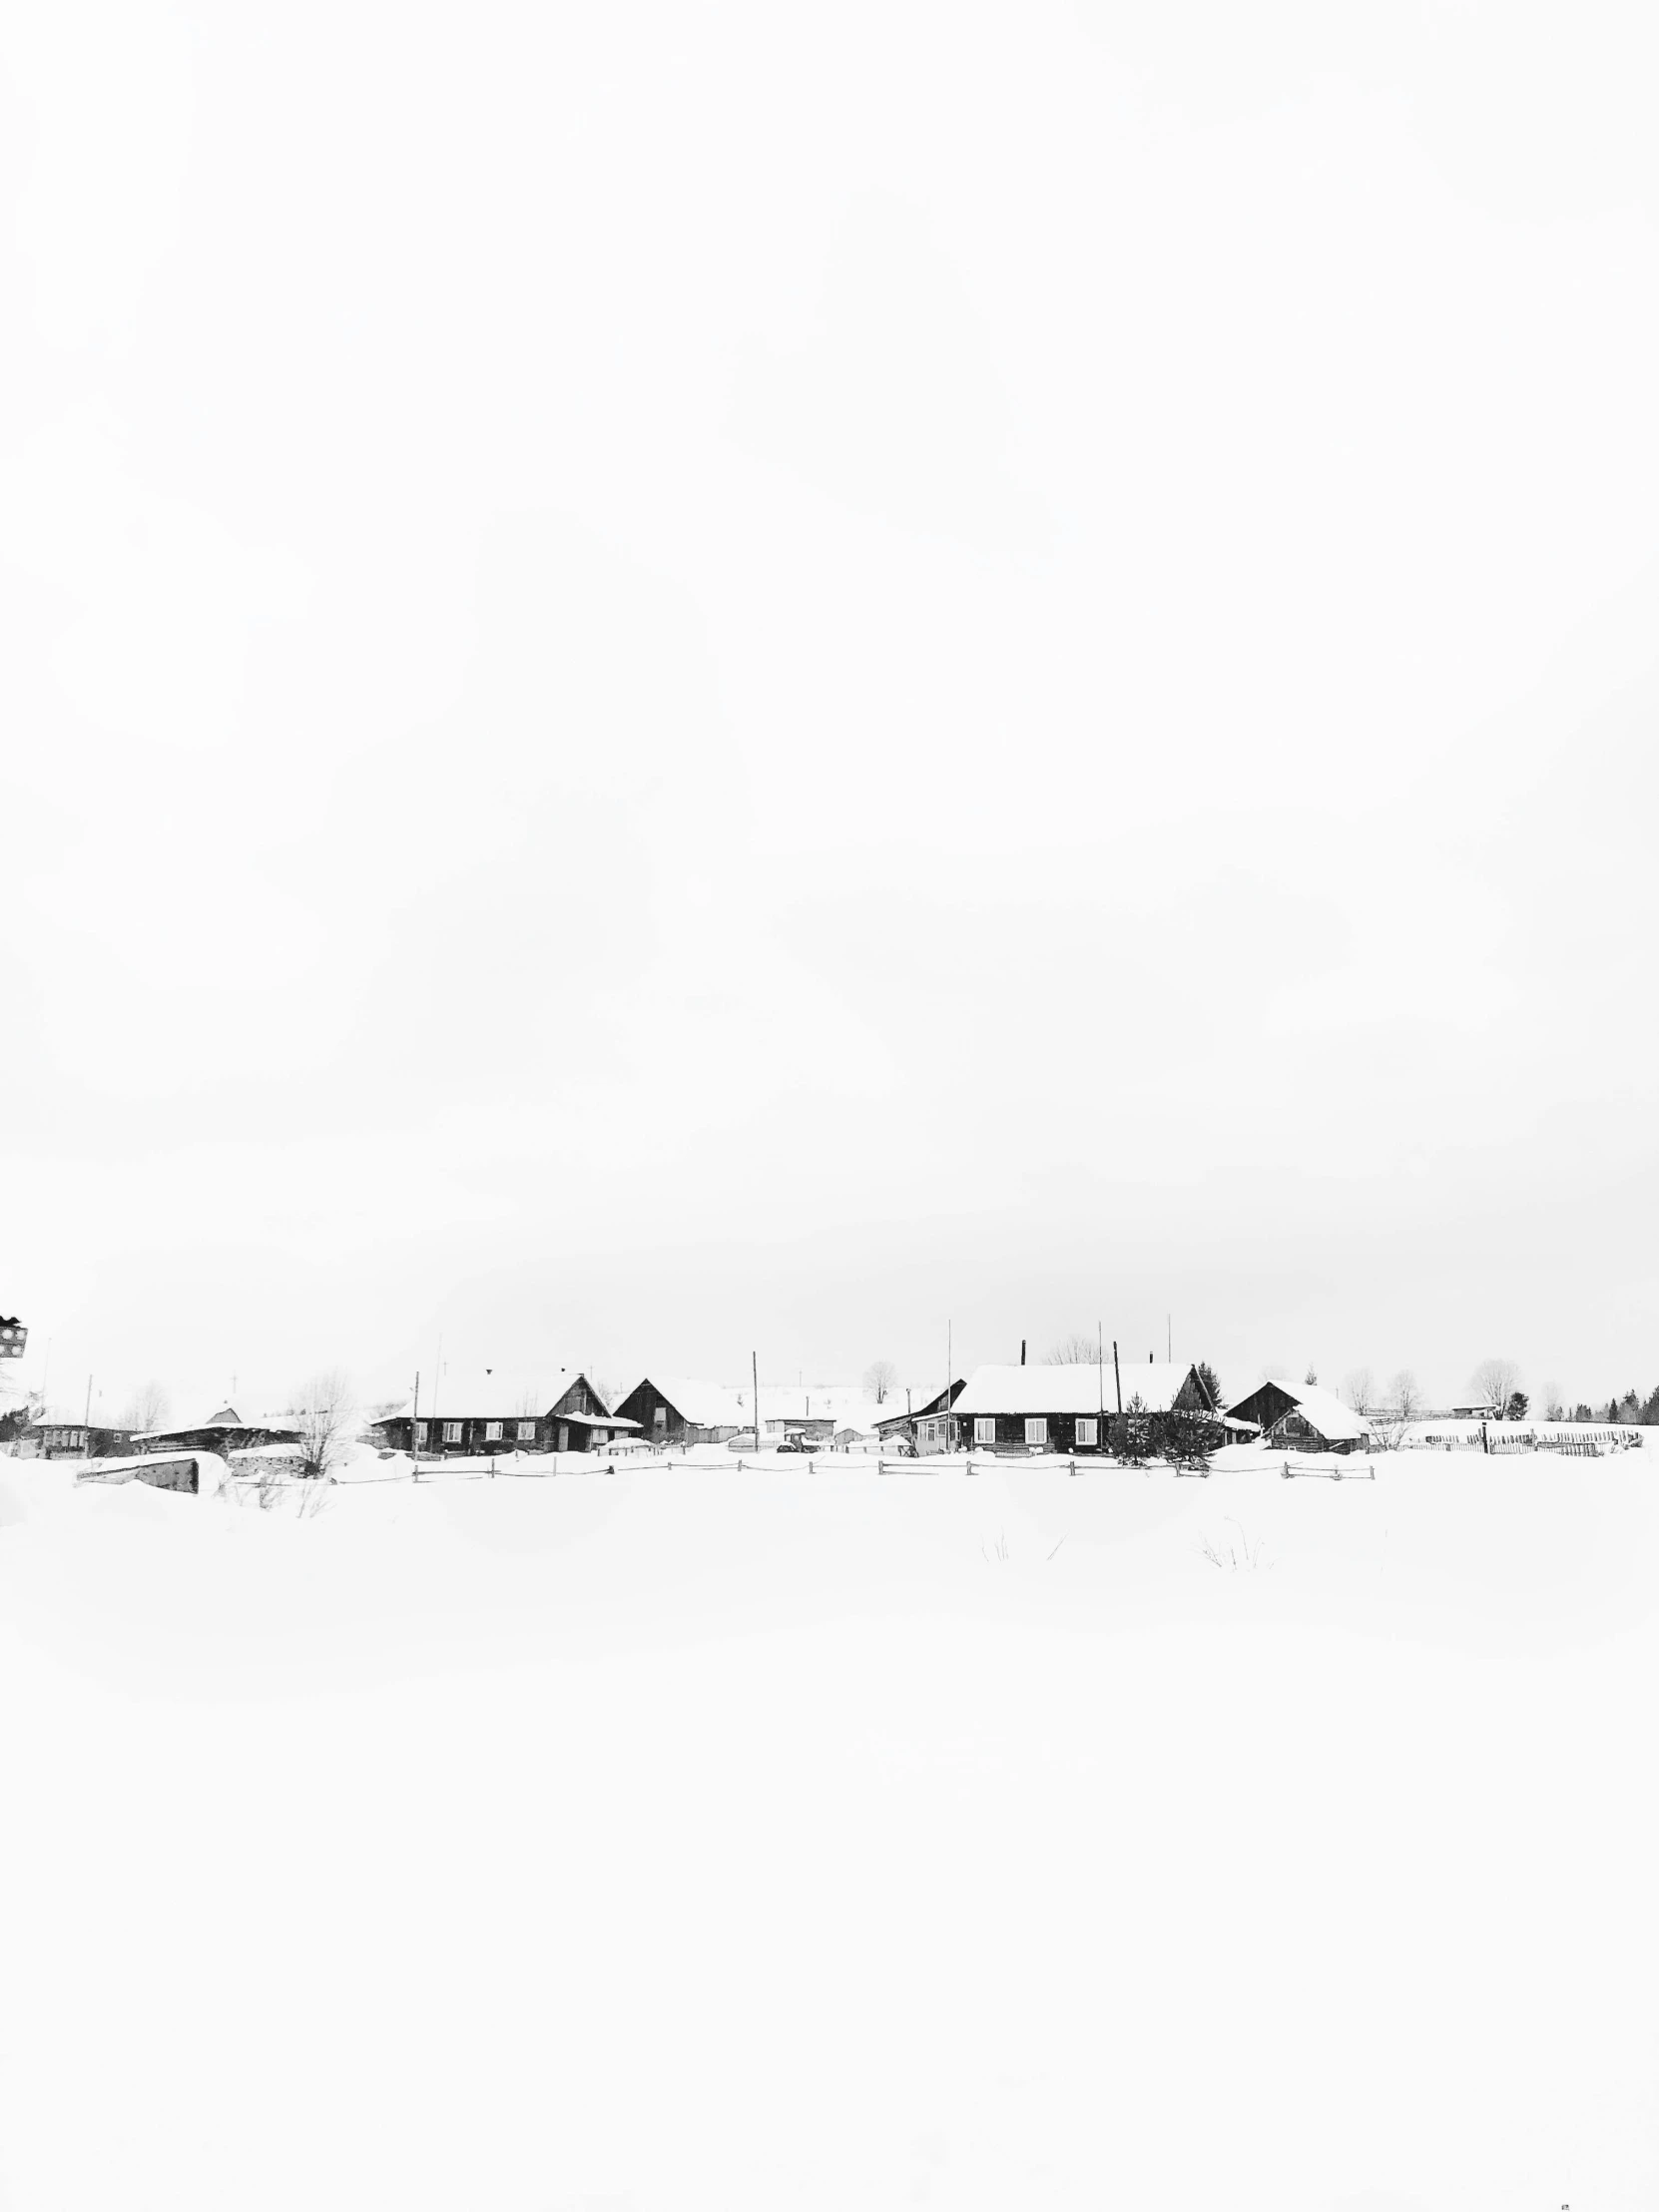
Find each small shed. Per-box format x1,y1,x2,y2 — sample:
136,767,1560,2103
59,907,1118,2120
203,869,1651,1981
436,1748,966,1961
1225,1380,1372,1454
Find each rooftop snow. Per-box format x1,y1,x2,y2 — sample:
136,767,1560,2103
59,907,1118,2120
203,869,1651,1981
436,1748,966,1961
955,1362,1197,1417
625,1377,749,1429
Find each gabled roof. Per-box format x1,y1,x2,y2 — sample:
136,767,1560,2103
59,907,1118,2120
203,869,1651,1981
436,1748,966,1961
1226,1378,1370,1443
956,1362,1197,1417
626,1377,749,1429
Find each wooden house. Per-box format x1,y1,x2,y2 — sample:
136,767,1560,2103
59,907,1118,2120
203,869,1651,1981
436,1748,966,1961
371,1371,640,1456
35,1413,136,1459
612,1377,747,1447
953,1361,1217,1455
873,1380,966,1455
1224,1379,1371,1454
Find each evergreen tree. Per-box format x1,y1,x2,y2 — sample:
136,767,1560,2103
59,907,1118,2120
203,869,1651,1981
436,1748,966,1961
1194,1361,1222,1410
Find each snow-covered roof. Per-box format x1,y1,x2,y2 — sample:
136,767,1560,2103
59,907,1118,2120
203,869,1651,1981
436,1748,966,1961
1226,1379,1370,1443
629,1378,749,1429
956,1363,1196,1417
752,1383,891,1430
377,1372,606,1422
133,1405,301,1440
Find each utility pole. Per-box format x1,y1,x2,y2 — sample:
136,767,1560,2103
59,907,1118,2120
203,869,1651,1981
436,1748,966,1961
946,1319,952,1450
411,1370,420,1473
1112,1340,1123,1419
83,1374,93,1456
1097,1321,1104,1421
752,1350,760,1450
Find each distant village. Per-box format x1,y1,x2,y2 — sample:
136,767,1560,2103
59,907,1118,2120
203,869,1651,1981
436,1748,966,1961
4,1308,1654,1483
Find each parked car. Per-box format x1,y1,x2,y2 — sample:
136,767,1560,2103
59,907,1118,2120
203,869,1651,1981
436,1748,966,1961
725,1429,760,1451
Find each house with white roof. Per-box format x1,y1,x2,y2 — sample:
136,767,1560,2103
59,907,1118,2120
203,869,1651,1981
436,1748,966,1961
1224,1378,1372,1454
954,1360,1215,1455
370,1371,639,1456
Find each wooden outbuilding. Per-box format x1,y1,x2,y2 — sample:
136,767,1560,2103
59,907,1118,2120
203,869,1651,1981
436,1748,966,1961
134,1404,302,1454
1224,1379,1371,1454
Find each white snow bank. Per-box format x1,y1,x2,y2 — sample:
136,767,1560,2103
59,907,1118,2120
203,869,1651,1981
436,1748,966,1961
2,1456,1657,2212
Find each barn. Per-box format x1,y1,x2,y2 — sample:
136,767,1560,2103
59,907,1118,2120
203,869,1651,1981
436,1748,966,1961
612,1377,748,1447
1225,1379,1372,1454
134,1404,302,1454
953,1361,1217,1455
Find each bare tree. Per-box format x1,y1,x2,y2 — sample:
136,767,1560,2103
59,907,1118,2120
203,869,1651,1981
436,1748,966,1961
292,1370,355,1479
1542,1381,1563,1422
1343,1367,1376,1414
120,1380,171,1434
1372,1370,1423,1451
1469,1358,1521,1418
1260,1363,1289,1382
1047,1333,1099,1366
1391,1371,1424,1422
863,1360,899,1404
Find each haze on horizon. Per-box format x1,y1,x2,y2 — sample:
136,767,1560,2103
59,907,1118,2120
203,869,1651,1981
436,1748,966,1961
4,0,1657,1422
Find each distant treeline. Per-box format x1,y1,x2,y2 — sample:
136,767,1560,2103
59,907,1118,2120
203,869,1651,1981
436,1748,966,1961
1553,1386,1659,1425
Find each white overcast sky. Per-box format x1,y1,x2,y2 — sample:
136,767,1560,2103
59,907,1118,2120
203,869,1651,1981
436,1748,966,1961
3,0,1657,1419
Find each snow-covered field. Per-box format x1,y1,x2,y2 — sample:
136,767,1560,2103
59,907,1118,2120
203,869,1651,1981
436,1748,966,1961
2,1444,1655,2212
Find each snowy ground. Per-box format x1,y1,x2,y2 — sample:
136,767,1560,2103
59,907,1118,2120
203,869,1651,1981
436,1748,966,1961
2,1444,1655,2212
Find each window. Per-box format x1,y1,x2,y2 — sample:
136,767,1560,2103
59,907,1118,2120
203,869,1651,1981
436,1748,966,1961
485,1420,502,1442
1075,1416,1098,1447
1024,1416,1048,1447
414,1421,427,1446
974,1416,996,1446
443,1420,461,1444
653,1405,668,1431
517,1419,535,1441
